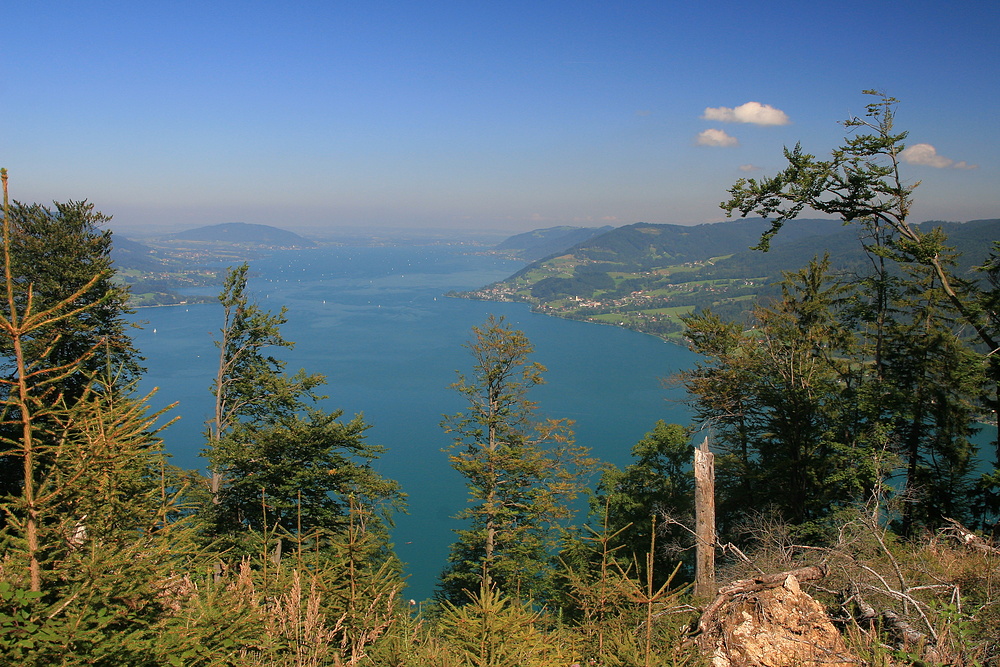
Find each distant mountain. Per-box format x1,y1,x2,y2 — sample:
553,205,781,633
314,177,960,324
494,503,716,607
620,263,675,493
168,222,315,246
656,218,1000,287
496,225,616,261
509,217,1000,280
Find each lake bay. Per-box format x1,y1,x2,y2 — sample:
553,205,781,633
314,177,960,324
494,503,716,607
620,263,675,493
128,245,698,601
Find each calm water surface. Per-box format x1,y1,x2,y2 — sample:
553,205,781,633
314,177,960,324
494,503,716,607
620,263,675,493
128,246,698,600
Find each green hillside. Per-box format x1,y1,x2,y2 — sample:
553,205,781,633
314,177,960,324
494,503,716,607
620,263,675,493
455,218,1000,340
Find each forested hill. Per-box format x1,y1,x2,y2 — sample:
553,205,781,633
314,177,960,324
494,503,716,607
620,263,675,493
168,222,315,246
455,217,1000,341
496,225,616,261
110,236,168,272
514,218,846,273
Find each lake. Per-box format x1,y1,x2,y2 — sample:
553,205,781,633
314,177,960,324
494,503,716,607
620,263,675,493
127,245,700,601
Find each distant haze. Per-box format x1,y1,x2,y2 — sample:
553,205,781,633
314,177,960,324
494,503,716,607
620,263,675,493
5,3,998,233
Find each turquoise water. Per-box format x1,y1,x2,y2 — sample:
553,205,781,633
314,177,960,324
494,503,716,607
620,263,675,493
128,245,699,601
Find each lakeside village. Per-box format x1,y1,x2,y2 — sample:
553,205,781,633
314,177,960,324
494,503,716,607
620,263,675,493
459,256,762,340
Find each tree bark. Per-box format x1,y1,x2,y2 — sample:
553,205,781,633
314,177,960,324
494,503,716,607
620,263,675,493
694,436,715,598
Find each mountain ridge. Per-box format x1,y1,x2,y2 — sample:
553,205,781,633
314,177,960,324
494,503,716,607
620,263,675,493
167,222,315,246
496,225,616,261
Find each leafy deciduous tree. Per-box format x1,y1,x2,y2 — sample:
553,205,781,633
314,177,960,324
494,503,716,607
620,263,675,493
588,420,693,585
721,90,1000,516
203,263,403,556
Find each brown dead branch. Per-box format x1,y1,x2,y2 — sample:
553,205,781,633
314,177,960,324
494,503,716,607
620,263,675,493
941,517,1000,555
846,586,955,666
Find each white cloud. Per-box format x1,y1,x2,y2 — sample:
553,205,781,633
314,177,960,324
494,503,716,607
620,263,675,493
739,164,760,172
702,102,790,126
900,143,951,167
900,143,978,169
697,128,739,147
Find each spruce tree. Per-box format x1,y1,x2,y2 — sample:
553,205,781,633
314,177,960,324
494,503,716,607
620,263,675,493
882,251,984,533
0,195,140,514
972,242,1000,529
722,90,1000,519
0,170,193,666
682,257,890,538
439,315,594,603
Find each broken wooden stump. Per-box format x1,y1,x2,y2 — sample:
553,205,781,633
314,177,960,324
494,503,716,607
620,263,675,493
696,565,860,667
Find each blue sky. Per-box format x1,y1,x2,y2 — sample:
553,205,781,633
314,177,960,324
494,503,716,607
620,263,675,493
3,1,999,234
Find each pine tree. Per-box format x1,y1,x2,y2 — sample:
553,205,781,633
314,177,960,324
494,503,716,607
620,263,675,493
682,257,890,538
882,252,984,533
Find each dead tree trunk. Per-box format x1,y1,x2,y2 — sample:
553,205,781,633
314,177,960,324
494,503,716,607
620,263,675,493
694,435,715,598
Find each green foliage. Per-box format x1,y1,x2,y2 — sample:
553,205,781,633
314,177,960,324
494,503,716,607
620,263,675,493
435,578,574,667
211,408,402,540
4,166,998,663
722,92,913,251
0,194,143,527
530,269,614,300
203,263,403,554
0,198,141,391
882,260,984,533
0,385,209,665
721,91,1000,520
559,516,700,667
0,582,62,660
207,263,321,440
590,421,694,584
439,315,595,604
682,257,898,538
972,242,1000,528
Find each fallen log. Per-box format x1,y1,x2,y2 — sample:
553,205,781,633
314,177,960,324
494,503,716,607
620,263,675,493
847,587,952,665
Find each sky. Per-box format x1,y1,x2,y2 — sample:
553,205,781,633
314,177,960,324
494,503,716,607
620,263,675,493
3,0,999,235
